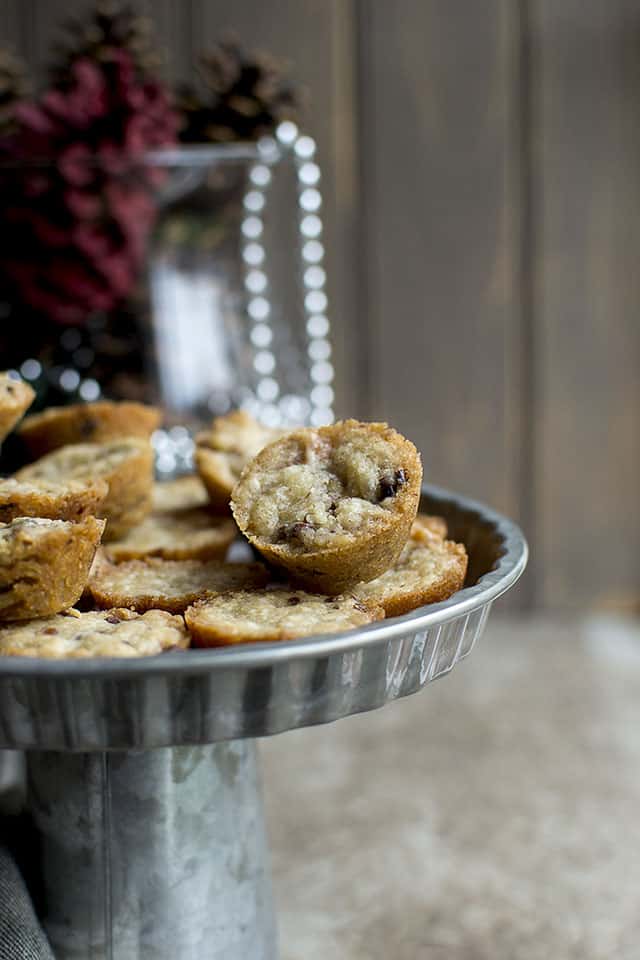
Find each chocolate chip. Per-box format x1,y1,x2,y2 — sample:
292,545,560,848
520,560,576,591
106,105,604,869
42,627,58,635
79,416,98,438
352,600,370,614
279,521,314,542
286,596,301,606
378,469,407,501
105,615,121,625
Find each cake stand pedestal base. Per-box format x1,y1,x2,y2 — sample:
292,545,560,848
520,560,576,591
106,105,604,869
26,742,276,960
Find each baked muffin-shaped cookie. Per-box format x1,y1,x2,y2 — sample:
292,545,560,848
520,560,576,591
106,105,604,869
411,513,448,542
0,373,35,444
103,508,236,563
152,475,209,513
353,534,468,618
0,516,105,621
89,555,270,613
17,400,160,457
195,410,286,511
0,477,108,523
0,607,188,658
185,588,384,647
231,420,422,593
16,438,154,541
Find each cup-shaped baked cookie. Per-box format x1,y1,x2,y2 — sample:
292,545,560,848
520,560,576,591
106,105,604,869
0,372,35,444
0,607,188,658
0,477,109,522
17,400,160,457
16,439,154,540
195,410,286,512
231,419,422,593
0,516,105,620
185,588,384,646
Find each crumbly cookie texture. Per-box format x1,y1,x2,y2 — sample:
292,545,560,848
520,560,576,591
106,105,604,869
185,588,384,646
0,477,108,523
411,513,448,542
195,410,286,511
16,438,154,541
0,607,188,658
0,373,35,444
0,516,105,621
353,535,468,617
231,419,422,593
152,475,209,513
102,508,237,563
17,400,160,457
89,555,270,613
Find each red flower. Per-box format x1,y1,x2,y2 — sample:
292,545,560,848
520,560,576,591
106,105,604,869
0,49,179,324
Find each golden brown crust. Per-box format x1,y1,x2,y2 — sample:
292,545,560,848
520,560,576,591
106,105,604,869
16,439,154,541
103,508,237,563
353,536,468,617
231,420,422,593
0,374,35,444
152,475,209,513
88,555,270,613
185,588,384,647
0,607,188,658
194,447,237,512
0,516,105,620
0,478,109,523
17,400,161,457
195,410,286,512
411,513,448,542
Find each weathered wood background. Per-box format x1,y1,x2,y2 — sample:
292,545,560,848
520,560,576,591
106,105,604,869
0,0,638,612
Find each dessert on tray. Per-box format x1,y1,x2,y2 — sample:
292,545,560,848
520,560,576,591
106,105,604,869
195,409,286,511
231,419,423,593
89,556,270,613
353,525,468,617
102,507,237,563
17,400,160,457
0,385,469,658
0,372,35,444
16,438,154,540
0,608,188,658
185,588,384,646
0,477,108,522
0,516,105,620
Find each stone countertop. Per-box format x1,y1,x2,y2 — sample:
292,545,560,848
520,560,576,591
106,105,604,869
262,615,640,960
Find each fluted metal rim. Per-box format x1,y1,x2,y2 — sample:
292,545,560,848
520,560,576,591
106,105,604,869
0,484,527,679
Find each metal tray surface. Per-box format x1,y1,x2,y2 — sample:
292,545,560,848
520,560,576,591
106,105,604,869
0,485,527,751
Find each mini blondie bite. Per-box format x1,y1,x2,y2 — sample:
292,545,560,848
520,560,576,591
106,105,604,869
17,400,160,457
195,410,286,511
185,588,384,646
16,438,154,540
89,556,270,613
0,607,188,658
231,419,422,593
0,477,108,522
353,530,468,617
102,508,237,563
0,516,105,620
0,373,35,444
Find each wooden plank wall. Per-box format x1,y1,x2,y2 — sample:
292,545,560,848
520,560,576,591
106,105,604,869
0,0,638,612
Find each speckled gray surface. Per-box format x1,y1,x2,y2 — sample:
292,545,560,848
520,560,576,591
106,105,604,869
263,616,640,960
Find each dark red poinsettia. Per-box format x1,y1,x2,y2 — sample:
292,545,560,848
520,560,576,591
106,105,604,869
0,48,178,324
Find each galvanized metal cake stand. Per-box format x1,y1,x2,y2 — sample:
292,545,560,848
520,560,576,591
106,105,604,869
0,485,526,960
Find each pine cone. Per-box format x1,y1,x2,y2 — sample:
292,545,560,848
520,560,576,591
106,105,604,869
0,48,178,325
178,39,300,143
51,1,160,84
0,50,29,134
